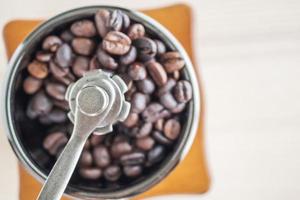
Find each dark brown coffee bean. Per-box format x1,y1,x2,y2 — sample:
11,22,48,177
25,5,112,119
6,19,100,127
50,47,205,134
72,56,89,77
121,12,130,30
55,43,73,68
154,119,164,131
136,122,152,138
45,82,67,101
111,141,132,158
123,165,142,177
173,80,192,103
43,132,68,156
90,134,105,146
154,39,166,55
131,92,147,113
79,168,102,180
146,61,167,86
72,38,95,56
147,145,165,166
127,24,145,40
119,46,137,65
128,62,147,81
136,136,155,151
96,46,118,70
60,30,74,43
122,112,139,128
54,72,75,86
95,9,110,38
89,56,102,70
157,78,176,96
70,20,97,37
152,131,172,145
172,70,180,80
102,31,131,55
39,108,67,124
30,91,53,116
113,135,128,143
142,103,170,123
23,76,43,94
171,102,186,113
27,60,48,79
79,150,93,167
42,35,62,52
159,92,178,110
164,119,181,140
120,152,145,166
133,37,157,62
36,51,52,62
160,51,185,73
104,165,121,181
108,10,123,32
93,145,111,168
49,61,69,77
53,99,69,111
118,73,133,89
137,78,155,94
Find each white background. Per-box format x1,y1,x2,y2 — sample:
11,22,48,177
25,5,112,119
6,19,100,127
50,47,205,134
0,0,300,199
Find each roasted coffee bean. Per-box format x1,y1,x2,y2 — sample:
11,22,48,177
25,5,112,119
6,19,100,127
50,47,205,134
95,9,110,38
23,76,43,94
96,46,118,70
36,51,52,62
142,103,170,123
131,92,147,113
152,131,172,145
79,168,102,180
154,39,166,55
70,20,97,37
133,37,157,61
60,30,74,43
111,141,132,158
54,72,75,86
119,46,137,65
113,135,128,143
104,165,121,182
127,23,145,40
27,60,48,79
154,119,164,131
160,51,185,73
90,134,105,146
157,78,176,96
45,82,67,101
53,99,69,111
136,136,155,151
30,91,53,116
42,35,62,52
171,103,186,113
125,84,136,101
172,70,180,80
79,150,93,167
84,140,91,150
89,56,102,70
118,73,133,89
121,12,130,30
55,43,73,68
128,62,147,81
39,108,67,124
43,132,68,156
120,152,145,166
164,119,181,140
159,92,178,110
102,31,131,55
123,165,142,177
93,145,111,168
146,61,167,86
49,61,69,77
108,10,123,32
137,78,155,94
72,38,95,56
136,122,152,138
147,145,165,166
72,56,89,77
173,80,192,103
122,112,139,128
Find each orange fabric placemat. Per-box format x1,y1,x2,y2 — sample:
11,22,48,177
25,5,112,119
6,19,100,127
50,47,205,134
3,4,209,200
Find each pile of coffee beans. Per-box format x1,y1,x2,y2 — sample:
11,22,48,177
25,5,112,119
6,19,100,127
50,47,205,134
22,9,193,186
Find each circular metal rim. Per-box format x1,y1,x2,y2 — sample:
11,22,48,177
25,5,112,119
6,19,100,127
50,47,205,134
2,5,201,199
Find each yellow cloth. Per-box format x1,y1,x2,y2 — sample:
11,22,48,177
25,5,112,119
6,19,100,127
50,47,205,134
3,4,210,200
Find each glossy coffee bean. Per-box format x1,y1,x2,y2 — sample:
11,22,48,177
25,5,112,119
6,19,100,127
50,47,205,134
95,9,110,38
164,119,181,140
152,131,172,145
146,61,167,86
157,78,176,96
93,145,111,168
111,141,132,158
142,103,170,123
128,62,147,81
52,99,69,111
79,150,93,167
123,165,142,177
102,31,131,55
122,112,139,128
136,122,152,138
127,23,145,40
49,61,69,77
39,108,67,124
154,119,164,131
171,102,186,113
43,132,68,156
79,168,102,180
55,43,73,68
60,30,74,43
30,91,53,116
154,39,166,55
173,80,192,103
147,145,165,166
136,136,155,151
45,82,67,101
160,51,185,73
72,38,95,56
120,152,145,166
96,46,118,70
131,92,147,113
119,46,137,65
133,37,157,61
137,78,155,94
27,60,48,79
121,12,130,30
108,10,123,32
72,56,89,77
23,76,43,94
89,56,102,70
36,51,52,62
54,72,75,86
70,20,97,37
104,165,121,181
42,35,62,52
90,134,104,146
159,92,178,110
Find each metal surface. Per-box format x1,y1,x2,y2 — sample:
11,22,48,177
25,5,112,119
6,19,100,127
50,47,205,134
3,6,201,200
37,70,129,200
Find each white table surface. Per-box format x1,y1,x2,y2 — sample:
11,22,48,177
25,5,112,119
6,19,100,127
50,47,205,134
1,0,300,199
